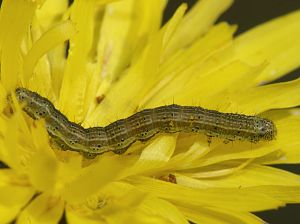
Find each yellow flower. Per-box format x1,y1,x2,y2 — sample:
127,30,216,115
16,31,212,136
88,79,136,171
0,0,300,223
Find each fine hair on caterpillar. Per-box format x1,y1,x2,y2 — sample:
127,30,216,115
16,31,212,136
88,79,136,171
14,87,277,159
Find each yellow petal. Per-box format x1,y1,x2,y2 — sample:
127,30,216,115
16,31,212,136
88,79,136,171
128,0,167,64
3,111,22,171
27,150,58,193
60,155,131,204
27,121,58,193
180,206,265,224
0,169,35,223
139,196,189,224
66,211,100,224
68,182,187,224
17,193,64,224
36,0,69,29
233,10,300,83
142,22,237,108
176,164,300,189
165,0,233,57
177,61,264,110
125,135,176,176
224,78,300,115
162,139,211,171
261,109,300,164
183,141,278,169
23,20,76,84
128,176,283,212
249,186,300,203
0,0,38,90
86,4,187,126
177,159,252,179
59,0,98,122
65,182,146,224
95,0,167,83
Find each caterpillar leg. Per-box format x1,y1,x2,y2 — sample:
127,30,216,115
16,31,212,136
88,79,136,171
81,152,98,159
206,135,212,146
50,138,69,151
113,148,128,155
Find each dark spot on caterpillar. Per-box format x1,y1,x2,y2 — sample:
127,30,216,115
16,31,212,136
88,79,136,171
82,152,97,159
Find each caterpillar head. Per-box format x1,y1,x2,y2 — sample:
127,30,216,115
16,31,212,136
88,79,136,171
255,118,277,141
15,88,49,119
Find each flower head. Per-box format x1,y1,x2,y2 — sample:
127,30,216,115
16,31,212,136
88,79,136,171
1,0,300,223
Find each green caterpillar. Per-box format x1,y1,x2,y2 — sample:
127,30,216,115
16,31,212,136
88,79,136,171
15,87,277,159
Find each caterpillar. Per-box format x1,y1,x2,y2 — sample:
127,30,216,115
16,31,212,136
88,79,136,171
15,87,277,159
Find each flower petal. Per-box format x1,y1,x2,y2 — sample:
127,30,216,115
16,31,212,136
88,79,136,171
177,61,264,110
165,0,233,57
249,186,300,203
0,0,37,90
3,111,23,170
233,10,300,84
128,176,283,212
17,193,64,224
161,138,211,171
65,182,145,224
180,206,265,224
59,0,99,122
36,0,69,29
26,121,58,193
95,0,167,83
139,196,189,224
66,181,188,224
23,20,76,85
261,109,300,164
0,169,35,223
224,78,300,115
86,4,187,125
143,22,236,108
60,155,132,204
125,135,176,176
176,164,300,188
182,141,278,169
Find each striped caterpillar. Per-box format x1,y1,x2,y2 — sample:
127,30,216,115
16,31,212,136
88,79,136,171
15,87,277,159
